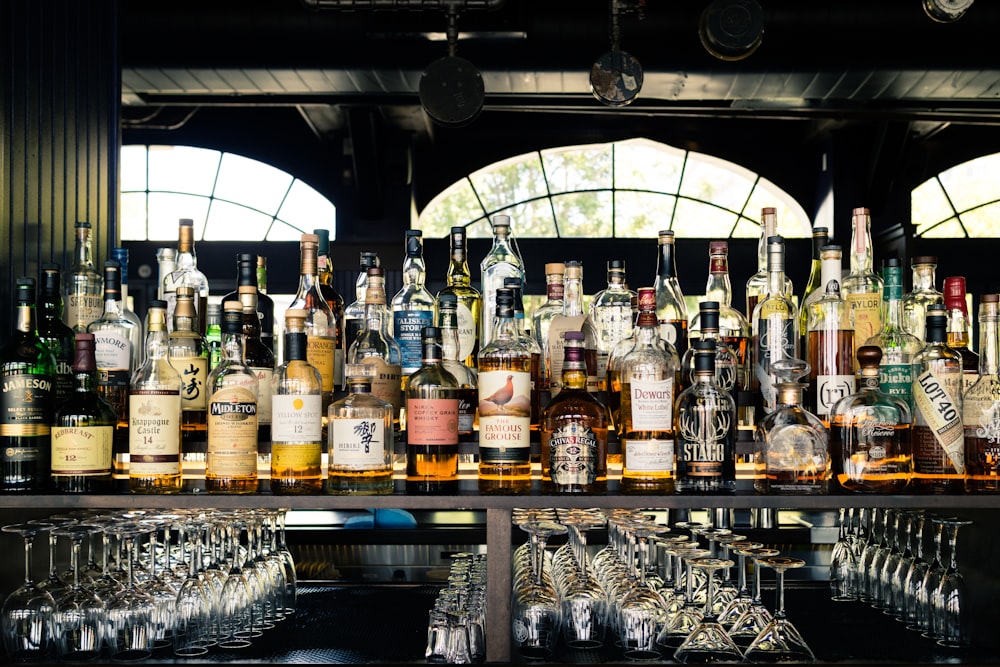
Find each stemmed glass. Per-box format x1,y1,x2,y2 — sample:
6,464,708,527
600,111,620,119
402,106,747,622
673,557,744,663
878,509,907,616
916,516,949,639
616,521,669,661
272,509,297,618
857,507,884,606
829,508,858,602
655,545,710,651
717,540,764,628
931,518,973,648
711,534,746,613
51,524,104,661
173,516,215,657
104,521,155,661
727,547,779,647
1,523,57,661
901,511,929,631
511,519,566,660
137,520,177,651
744,557,815,663
29,516,74,601
552,511,607,650
218,519,254,650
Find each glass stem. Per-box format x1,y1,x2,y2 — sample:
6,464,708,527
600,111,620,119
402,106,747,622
23,536,33,586
947,525,959,571
752,557,763,604
637,538,647,586
704,568,716,618
774,568,786,619
71,537,82,589
48,531,58,579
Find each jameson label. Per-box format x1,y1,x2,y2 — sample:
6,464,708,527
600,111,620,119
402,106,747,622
51,425,113,475
548,314,587,395
65,294,103,330
252,368,274,425
627,379,673,432
880,362,915,414
271,394,322,443
129,390,181,476
816,374,855,417
478,370,531,460
93,330,131,371
548,421,598,486
1,373,53,435
393,309,434,374
331,418,386,466
756,317,795,413
846,293,882,356
407,398,459,445
623,438,674,472
170,355,209,411
360,357,402,415
913,368,964,474
306,334,337,393
207,385,258,477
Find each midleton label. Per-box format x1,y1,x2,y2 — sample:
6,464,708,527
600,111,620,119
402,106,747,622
914,369,964,474
549,421,597,486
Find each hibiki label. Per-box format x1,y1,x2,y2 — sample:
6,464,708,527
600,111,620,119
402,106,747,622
331,418,386,466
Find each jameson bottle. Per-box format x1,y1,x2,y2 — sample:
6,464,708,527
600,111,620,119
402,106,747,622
480,215,525,349
348,267,403,430
1,278,55,491
162,218,210,335
392,230,436,393
437,226,482,369
52,333,115,493
63,221,103,332
406,327,460,494
328,364,394,495
128,301,183,494
654,230,688,359
842,207,884,365
964,294,1000,492
37,264,76,404
343,251,380,382
221,253,277,353
289,233,337,417
315,228,346,391
167,286,209,468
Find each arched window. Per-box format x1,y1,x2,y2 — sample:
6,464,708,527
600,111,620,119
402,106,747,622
913,153,1000,237
120,145,336,242
417,138,810,239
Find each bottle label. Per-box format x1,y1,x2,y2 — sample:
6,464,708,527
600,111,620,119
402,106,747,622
207,385,258,477
756,317,795,413
549,421,598,486
393,309,435,374
271,394,323,443
478,370,531,458
331,417,387,465
344,318,364,356
170,355,209,411
816,374,855,417
65,294,103,330
880,362,915,414
306,334,337,393
0,373,54,435
628,379,674,432
913,368,964,474
361,357,402,412
128,389,181,476
547,314,587,395
271,442,321,471
846,293,882,353
716,355,738,393
52,359,74,404
677,402,732,475
458,388,476,434
623,438,674,472
253,367,274,425
51,425,113,475
407,398,459,445
456,303,477,361
93,330,132,371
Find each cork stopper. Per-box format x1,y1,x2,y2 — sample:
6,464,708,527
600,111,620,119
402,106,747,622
545,262,566,276
564,261,582,280
284,308,307,331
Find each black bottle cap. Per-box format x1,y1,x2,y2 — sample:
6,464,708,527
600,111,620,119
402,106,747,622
693,339,716,374
15,277,36,305
222,302,244,334
882,257,902,269
925,314,948,343
102,260,121,293
40,263,61,296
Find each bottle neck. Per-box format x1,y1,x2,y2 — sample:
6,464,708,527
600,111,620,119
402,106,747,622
74,367,100,394
439,311,462,362
175,248,197,271
296,266,321,297
318,253,334,285
946,305,971,349
16,304,35,334
850,217,873,273
820,257,841,290
657,242,678,280
546,274,565,302
705,258,733,306
38,294,61,322
75,231,94,269
633,313,660,344
144,328,170,361
563,275,584,316
222,330,246,363
257,265,268,294
402,253,426,288
561,365,588,390
285,331,308,362
979,316,999,375
757,215,777,272
774,384,804,408
912,265,936,291
103,291,124,317
490,312,521,344
447,248,471,287
767,260,786,297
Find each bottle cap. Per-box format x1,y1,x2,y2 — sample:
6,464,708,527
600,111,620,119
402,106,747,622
491,214,511,229
301,233,319,245
236,253,255,266
882,257,902,269
699,301,720,332
813,226,829,236
405,230,423,257
222,301,244,333
75,221,91,230
179,218,194,228
852,207,870,217
856,345,883,378
693,339,716,374
564,331,584,342
40,264,61,295
15,277,35,304
314,228,331,253
982,294,999,304
284,308,307,326
608,259,625,271
636,287,656,312
346,363,375,383
360,251,380,269
103,260,121,293
771,357,810,387
257,255,266,268
709,240,728,254
147,300,168,331
925,314,948,342
564,261,582,279
503,277,522,289
438,293,457,307
422,326,441,342
658,229,676,243
72,333,97,372
944,276,967,309
544,262,565,275
911,255,937,266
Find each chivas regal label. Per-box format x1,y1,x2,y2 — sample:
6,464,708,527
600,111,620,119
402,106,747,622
549,421,597,486
913,368,964,474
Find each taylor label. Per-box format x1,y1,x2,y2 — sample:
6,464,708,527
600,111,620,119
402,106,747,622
623,438,674,473
548,421,597,486
128,389,181,476
627,378,673,432
407,398,459,445
393,309,434,374
846,293,882,356
271,394,322,443
207,385,258,477
306,334,337,393
914,368,964,474
170,355,209,411
331,418,387,466
253,368,274,425
51,425,113,475
816,374,855,417
478,370,531,460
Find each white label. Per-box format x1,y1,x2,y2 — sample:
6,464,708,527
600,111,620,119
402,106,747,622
914,368,965,474
93,330,132,370
271,394,322,443
629,378,673,432
129,390,182,476
623,438,674,472
456,303,477,361
478,370,531,452
331,417,388,465
170,355,209,410
253,368,274,425
816,374,855,417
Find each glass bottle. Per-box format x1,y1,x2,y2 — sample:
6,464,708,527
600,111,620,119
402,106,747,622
63,221,103,332
392,230,436,394
620,287,679,493
328,364,394,495
348,267,403,429
842,207,884,364
911,309,964,493
206,303,223,371
745,207,792,318
504,277,543,432
799,226,831,351
162,218,210,335
222,253,277,353
901,255,943,342
288,233,337,416
128,301,182,494
943,275,979,393
1,278,56,491
541,331,607,492
271,308,323,495
654,230,689,360
590,259,636,385
205,302,259,494
480,214,525,349
532,261,565,407
37,264,76,405
437,226,482,369
156,247,176,301
406,327,460,494
754,358,830,494
437,293,478,445
167,286,209,470
751,236,800,415
256,255,268,294
675,339,737,494
51,332,115,493
240,285,276,467
343,251,380,381
681,301,740,398
477,288,532,490
315,228,346,391
546,261,601,397
805,246,855,425
111,247,144,339
964,294,1000,492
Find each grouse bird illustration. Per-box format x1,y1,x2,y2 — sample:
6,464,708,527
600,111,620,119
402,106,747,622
483,374,515,408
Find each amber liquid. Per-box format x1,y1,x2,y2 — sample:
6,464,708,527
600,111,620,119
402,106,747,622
181,410,207,468
477,354,533,483
964,434,1000,492
829,418,911,493
329,466,393,495
806,329,855,421
619,382,676,493
406,444,459,494
911,423,965,493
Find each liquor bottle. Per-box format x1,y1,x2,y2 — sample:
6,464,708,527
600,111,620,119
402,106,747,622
222,253,277,353
504,276,543,431
745,207,792,319
167,286,209,469
391,230,436,394
863,258,923,416
51,333,115,493
240,285,275,465
128,301,183,494
37,264,76,405
911,310,964,493
348,267,403,427
754,358,830,494
206,303,223,371
964,294,1000,492
943,276,979,393
437,226,482,369
315,228,346,390
541,331,607,492
343,251,380,383
619,287,679,493
606,293,642,444
328,364,394,495
63,221,103,332
901,255,943,342
653,230,688,359
88,260,142,476
590,259,636,383
162,218,210,335
477,288,532,490
480,214,525,349
532,262,565,407
271,308,323,495
156,247,176,301
406,327,460,493
205,301,259,494
1,278,55,491
111,247,144,339
681,302,740,399
842,207,884,364
799,227,831,350
288,233,337,415
675,339,737,494
829,345,912,493
751,236,799,414
546,261,600,397
437,293,478,443
805,246,855,424
256,255,268,294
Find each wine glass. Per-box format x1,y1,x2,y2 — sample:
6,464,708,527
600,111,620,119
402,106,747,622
744,556,815,663
857,507,884,606
553,512,607,650
511,519,565,660
901,511,929,631
673,557,744,663
655,545,710,652
104,520,155,661
273,509,297,618
931,518,973,648
51,524,104,661
28,516,74,601
172,516,215,657
829,508,858,602
218,519,254,650
616,521,669,661
717,540,764,628
1,523,57,661
137,520,177,651
916,516,949,639
727,547,779,647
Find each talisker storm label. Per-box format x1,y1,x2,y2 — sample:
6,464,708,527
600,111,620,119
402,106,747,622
478,370,531,460
393,310,434,374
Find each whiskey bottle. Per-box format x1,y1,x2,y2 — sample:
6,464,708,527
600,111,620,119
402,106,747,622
405,327,460,494
842,207,884,364
240,285,275,467
392,230,436,391
128,301,183,494
348,267,403,429
271,308,324,495
437,226,482,369
681,301,740,399
205,302,259,494
590,259,636,384
480,215,525,349
901,255,943,342
437,294,478,443
546,261,600,397
943,276,979,393
751,236,799,414
156,247,175,301
167,286,209,469
675,340,737,494
531,262,565,404
911,310,964,493
964,294,1000,492
343,251,380,381
620,287,679,493
162,218,210,335
798,226,831,350
52,333,115,493
288,233,337,416
805,246,855,424
829,345,912,493
315,228,345,390
37,264,76,405
111,247,144,339
504,276,543,431
745,207,792,319
206,302,223,371
328,363,394,495
63,221,103,332
654,230,689,360
541,331,607,492
1,278,56,491
221,253,277,353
